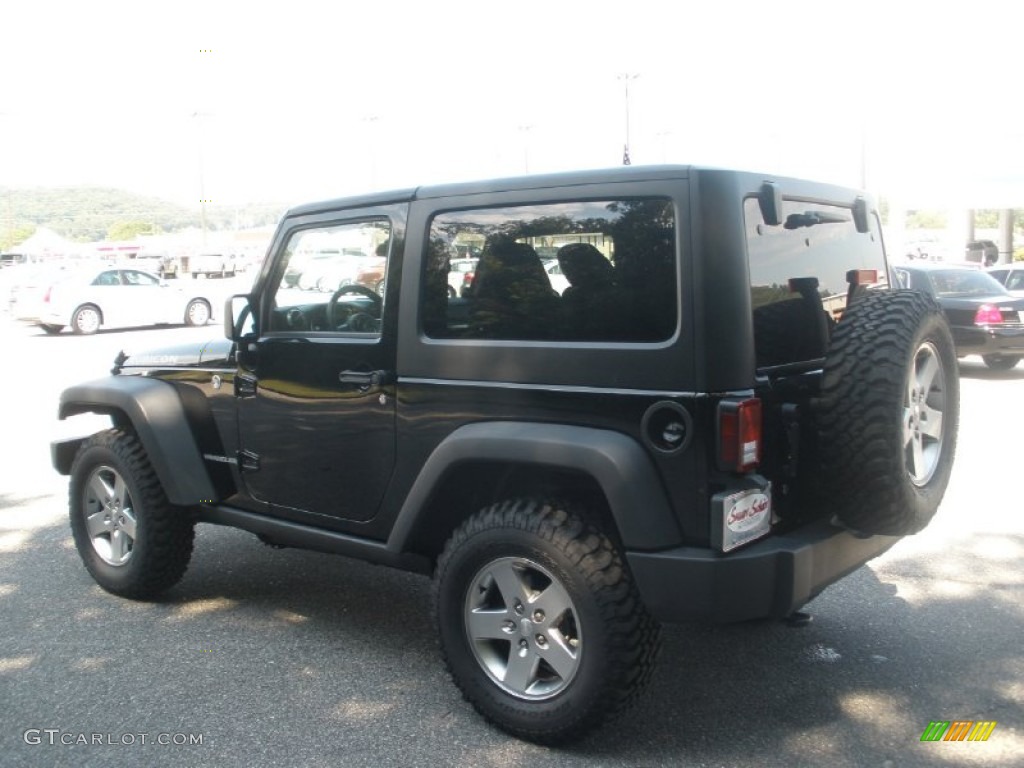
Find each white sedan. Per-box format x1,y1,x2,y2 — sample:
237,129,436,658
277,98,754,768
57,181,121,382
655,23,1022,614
31,266,215,335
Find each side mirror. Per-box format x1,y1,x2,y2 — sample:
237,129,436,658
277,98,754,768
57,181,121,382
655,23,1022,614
225,294,255,341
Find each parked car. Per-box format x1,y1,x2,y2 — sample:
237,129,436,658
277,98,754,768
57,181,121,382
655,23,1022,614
902,237,953,262
8,263,74,318
446,257,477,297
986,263,1024,296
965,239,998,266
54,165,961,743
1,252,29,268
285,249,367,290
295,250,383,293
894,263,1024,369
30,266,215,334
134,252,179,279
190,253,235,279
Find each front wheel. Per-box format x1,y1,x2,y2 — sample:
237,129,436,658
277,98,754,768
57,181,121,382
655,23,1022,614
982,354,1021,371
434,499,660,744
68,429,194,598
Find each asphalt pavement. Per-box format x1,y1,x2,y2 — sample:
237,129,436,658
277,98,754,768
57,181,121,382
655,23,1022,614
0,313,1021,768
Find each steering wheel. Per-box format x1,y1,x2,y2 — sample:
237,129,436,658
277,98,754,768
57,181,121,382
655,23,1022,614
327,284,383,329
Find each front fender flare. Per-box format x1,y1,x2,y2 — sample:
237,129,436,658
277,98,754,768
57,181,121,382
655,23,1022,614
54,376,217,505
387,421,681,553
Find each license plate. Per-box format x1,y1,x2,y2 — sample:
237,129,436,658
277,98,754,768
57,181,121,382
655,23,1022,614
712,485,772,552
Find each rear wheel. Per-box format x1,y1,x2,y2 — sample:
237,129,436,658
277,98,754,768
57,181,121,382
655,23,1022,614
184,298,211,326
982,354,1021,370
434,499,660,744
40,324,64,335
68,429,194,598
816,290,959,535
71,304,102,335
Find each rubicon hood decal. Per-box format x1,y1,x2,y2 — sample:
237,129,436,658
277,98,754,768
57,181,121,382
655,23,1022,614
117,338,233,370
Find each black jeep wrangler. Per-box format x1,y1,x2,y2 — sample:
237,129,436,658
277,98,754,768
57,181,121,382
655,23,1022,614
52,166,959,743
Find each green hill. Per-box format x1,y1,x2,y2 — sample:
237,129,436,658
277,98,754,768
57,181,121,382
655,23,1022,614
0,187,285,249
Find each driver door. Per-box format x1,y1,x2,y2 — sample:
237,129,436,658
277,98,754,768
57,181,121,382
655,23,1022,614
235,214,398,526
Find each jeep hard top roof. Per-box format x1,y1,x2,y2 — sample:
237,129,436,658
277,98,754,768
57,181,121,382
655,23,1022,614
283,165,872,219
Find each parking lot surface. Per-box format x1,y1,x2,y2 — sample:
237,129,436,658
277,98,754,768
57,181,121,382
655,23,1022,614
0,315,1021,767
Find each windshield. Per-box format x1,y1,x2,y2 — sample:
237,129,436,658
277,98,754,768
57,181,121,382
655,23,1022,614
925,269,1007,297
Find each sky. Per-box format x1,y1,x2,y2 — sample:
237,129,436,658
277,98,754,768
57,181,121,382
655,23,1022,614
2,0,1022,211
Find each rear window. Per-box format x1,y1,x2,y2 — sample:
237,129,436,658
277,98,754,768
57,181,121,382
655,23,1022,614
921,269,1006,297
745,197,887,368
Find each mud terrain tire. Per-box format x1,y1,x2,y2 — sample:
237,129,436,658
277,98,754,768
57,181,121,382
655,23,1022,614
815,290,958,535
434,499,660,744
69,429,195,598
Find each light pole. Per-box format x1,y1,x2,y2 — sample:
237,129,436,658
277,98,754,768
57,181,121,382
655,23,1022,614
656,130,672,164
363,115,379,188
518,124,533,173
0,111,16,251
192,111,209,249
618,73,639,165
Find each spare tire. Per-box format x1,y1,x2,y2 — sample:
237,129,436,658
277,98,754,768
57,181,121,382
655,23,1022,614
815,290,959,535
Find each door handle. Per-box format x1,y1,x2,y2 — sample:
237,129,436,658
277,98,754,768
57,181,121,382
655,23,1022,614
339,369,391,391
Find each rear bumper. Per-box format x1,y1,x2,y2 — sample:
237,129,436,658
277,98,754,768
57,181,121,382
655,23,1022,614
627,520,899,623
951,324,1024,357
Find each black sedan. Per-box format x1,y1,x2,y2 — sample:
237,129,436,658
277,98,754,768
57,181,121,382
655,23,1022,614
893,264,1024,370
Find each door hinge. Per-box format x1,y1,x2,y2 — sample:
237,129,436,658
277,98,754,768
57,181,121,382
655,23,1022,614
238,450,260,472
236,373,258,397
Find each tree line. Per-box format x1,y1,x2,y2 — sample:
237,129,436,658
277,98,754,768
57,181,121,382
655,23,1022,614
0,186,285,251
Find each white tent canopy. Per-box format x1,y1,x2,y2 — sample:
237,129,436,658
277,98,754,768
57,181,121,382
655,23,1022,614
17,227,80,258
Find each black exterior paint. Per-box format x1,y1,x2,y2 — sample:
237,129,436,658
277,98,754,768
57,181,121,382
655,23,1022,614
53,165,899,623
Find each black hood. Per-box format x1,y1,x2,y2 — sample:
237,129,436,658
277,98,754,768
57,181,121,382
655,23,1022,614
114,337,234,373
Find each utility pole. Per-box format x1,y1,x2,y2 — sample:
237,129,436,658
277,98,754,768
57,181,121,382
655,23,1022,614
618,73,639,166
0,112,13,250
363,115,379,188
518,124,533,173
192,111,209,250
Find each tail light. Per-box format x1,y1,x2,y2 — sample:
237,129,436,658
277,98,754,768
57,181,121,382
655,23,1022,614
974,304,1003,325
717,398,762,473
43,286,52,304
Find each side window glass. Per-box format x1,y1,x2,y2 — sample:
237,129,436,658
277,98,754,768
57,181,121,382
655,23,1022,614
93,271,122,286
267,219,391,335
122,270,159,287
423,199,677,342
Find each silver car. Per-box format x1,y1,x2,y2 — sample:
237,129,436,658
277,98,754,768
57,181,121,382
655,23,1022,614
28,266,214,335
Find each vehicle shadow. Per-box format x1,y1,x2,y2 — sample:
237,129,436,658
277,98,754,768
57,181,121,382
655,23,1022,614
28,323,214,338
175,527,1024,765
5,516,1020,768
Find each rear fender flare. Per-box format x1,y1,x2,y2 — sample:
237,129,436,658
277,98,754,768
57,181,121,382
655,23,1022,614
387,421,681,553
